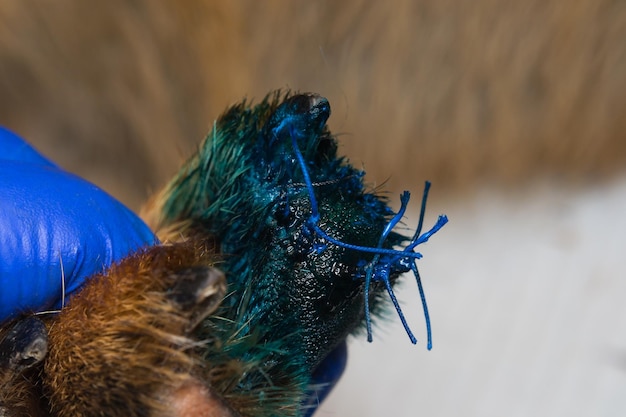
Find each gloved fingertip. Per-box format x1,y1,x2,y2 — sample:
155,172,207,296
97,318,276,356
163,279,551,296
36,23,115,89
0,126,58,167
303,341,348,416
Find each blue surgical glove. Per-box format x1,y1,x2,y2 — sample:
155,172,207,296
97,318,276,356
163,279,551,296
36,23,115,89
0,127,344,416
305,341,347,416
0,127,157,323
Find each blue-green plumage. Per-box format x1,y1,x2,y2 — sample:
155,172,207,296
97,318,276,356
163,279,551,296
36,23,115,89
151,91,446,416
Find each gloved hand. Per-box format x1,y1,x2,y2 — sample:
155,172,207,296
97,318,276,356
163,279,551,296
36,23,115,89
0,127,157,323
0,127,345,415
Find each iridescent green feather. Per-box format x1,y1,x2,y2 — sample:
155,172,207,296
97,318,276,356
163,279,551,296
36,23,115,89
155,91,419,416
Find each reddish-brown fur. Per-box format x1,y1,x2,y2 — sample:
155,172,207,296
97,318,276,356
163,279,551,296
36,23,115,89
0,360,42,416
1,240,235,417
46,240,224,417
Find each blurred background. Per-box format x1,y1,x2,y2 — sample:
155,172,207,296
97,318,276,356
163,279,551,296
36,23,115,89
1,1,625,415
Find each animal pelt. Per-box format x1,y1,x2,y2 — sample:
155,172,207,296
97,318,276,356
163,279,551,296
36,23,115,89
0,92,444,417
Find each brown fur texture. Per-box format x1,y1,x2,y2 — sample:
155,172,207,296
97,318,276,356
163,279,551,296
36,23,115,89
0,359,42,416
0,317,48,416
2,231,293,416
1,1,625,209
44,241,221,417
0,240,233,417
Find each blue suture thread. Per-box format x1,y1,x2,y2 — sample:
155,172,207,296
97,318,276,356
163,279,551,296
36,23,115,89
287,125,448,349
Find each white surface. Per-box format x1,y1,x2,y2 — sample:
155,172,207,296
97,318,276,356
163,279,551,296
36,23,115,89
318,176,626,416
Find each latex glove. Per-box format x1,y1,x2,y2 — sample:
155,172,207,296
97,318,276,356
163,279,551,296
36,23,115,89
304,340,347,416
0,127,344,416
0,127,157,323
